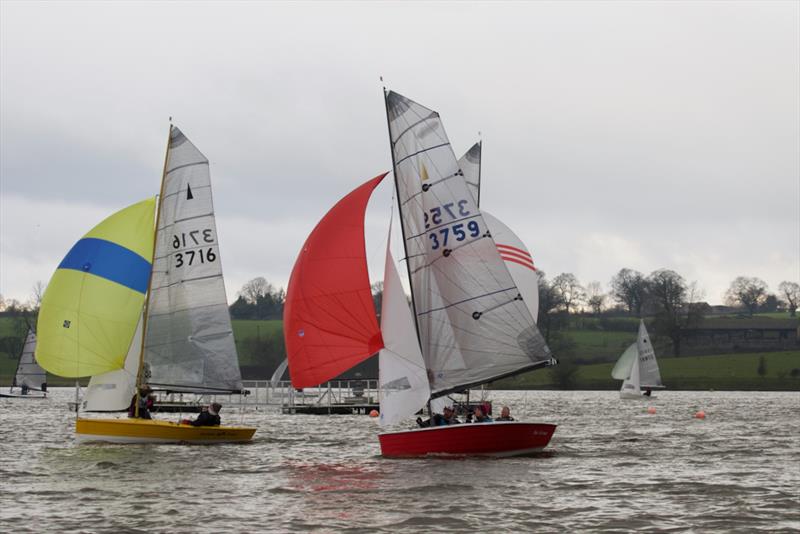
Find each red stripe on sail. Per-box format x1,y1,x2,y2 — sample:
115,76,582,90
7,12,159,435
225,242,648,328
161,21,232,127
501,255,537,271
496,246,533,265
496,243,532,259
284,173,387,388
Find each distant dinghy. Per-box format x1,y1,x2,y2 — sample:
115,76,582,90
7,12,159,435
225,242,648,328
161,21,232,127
1,328,48,399
36,126,255,444
612,320,665,399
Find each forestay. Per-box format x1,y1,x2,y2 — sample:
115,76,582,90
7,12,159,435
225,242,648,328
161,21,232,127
14,329,46,390
385,91,551,396
144,127,242,393
378,237,430,426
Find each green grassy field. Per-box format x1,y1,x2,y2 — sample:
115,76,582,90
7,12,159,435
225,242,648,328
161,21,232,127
498,351,800,391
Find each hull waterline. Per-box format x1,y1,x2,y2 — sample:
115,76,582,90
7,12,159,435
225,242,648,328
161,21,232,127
378,421,556,458
75,418,256,444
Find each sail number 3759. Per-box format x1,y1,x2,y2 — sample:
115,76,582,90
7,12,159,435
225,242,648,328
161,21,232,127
172,229,217,268
423,200,481,251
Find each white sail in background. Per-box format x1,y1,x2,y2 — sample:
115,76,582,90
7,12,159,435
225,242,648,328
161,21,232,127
144,127,243,393
13,329,46,391
379,241,430,426
636,321,662,388
620,348,642,398
458,142,481,206
386,91,551,396
612,342,638,380
483,212,539,323
83,315,141,411
270,358,289,388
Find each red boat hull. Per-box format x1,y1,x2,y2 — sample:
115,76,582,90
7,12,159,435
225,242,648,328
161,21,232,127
379,422,557,458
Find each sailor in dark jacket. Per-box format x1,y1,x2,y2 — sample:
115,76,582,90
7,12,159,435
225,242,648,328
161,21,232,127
188,402,222,426
496,406,515,421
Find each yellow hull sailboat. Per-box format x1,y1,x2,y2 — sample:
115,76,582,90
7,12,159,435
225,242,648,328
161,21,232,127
37,125,256,444
75,419,255,444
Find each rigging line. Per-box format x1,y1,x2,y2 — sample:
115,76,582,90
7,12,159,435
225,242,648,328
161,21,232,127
391,109,452,199
400,171,462,207
409,234,489,275
416,286,517,317
166,161,208,175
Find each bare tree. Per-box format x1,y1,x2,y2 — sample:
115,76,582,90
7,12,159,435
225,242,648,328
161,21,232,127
28,281,46,311
239,277,271,305
585,281,606,315
536,272,566,343
610,268,648,316
552,273,585,315
778,281,800,317
724,276,768,316
648,269,704,356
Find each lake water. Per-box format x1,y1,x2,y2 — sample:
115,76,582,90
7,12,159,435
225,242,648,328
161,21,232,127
1,389,798,532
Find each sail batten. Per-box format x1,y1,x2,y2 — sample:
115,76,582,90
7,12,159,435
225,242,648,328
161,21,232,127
386,90,551,395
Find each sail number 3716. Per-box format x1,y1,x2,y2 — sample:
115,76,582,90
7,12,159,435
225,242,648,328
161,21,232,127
172,229,217,268
423,200,481,250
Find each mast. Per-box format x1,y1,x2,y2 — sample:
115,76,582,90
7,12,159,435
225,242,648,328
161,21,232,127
476,140,482,208
134,123,172,415
383,88,423,353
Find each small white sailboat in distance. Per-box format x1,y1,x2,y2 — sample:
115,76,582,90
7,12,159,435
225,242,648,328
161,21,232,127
612,320,664,399
1,328,48,399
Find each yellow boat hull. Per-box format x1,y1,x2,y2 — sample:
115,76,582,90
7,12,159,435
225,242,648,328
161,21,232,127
75,418,256,444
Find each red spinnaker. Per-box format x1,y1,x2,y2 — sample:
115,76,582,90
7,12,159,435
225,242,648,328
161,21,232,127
284,173,388,388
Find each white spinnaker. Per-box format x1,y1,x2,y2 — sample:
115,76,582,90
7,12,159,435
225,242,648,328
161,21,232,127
386,91,551,395
14,329,46,390
144,127,243,393
611,343,638,380
636,321,662,388
483,212,539,323
458,142,481,206
83,315,141,411
270,358,289,388
379,242,430,427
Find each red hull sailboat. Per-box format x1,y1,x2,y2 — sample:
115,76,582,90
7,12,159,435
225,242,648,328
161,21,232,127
284,90,557,457
379,422,557,458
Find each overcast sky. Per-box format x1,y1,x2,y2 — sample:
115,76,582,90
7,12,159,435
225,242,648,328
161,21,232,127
1,1,798,308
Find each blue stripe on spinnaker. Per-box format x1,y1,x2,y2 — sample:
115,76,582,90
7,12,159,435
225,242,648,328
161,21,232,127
58,237,152,294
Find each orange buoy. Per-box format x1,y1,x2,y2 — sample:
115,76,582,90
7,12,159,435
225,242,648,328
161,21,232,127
647,406,656,414
369,409,379,418
694,410,706,419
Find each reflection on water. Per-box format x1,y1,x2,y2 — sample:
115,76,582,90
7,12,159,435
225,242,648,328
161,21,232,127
1,389,798,532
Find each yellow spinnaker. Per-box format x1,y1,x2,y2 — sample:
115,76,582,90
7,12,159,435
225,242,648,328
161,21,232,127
36,198,156,378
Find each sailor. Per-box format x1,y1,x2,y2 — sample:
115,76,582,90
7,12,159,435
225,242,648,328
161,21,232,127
20,383,29,395
496,406,515,421
127,385,154,419
643,388,652,397
183,402,222,427
472,405,493,423
439,406,460,425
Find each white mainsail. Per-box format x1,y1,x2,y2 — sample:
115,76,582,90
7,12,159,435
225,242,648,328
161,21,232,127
636,320,662,388
378,238,430,426
13,329,46,391
386,91,551,396
458,142,481,206
82,315,141,411
143,127,243,393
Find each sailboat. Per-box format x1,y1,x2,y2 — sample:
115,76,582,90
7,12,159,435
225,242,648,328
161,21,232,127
284,91,557,457
612,320,664,399
1,328,48,399
36,126,256,444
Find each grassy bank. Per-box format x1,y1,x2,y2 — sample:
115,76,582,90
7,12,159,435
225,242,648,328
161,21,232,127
497,351,800,391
